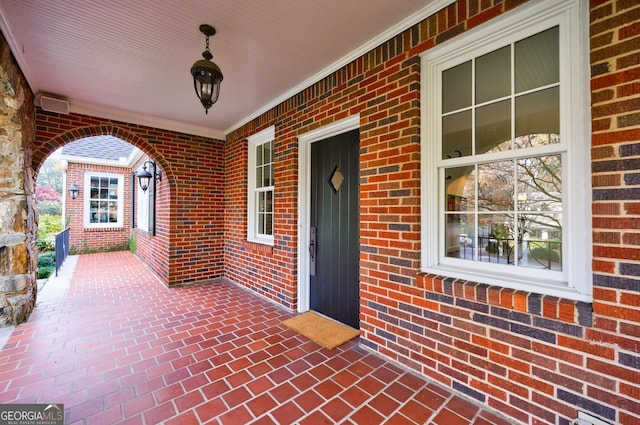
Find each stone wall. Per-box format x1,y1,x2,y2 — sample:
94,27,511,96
0,32,36,326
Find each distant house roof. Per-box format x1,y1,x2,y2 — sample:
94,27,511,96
61,136,139,165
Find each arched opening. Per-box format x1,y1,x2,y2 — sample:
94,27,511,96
33,123,174,288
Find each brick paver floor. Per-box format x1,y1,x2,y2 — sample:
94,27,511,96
0,252,516,424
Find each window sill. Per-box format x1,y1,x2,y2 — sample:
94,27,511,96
83,226,125,232
416,271,593,328
244,240,274,255
423,264,592,303
246,237,274,247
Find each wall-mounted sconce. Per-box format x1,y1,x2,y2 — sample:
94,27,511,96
69,182,79,200
137,161,162,193
136,160,162,236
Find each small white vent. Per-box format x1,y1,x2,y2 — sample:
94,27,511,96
572,412,612,425
35,93,69,114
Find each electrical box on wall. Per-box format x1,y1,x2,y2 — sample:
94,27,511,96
34,92,69,114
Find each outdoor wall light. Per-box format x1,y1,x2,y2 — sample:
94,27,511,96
190,24,223,114
137,160,162,236
69,182,79,200
137,161,162,194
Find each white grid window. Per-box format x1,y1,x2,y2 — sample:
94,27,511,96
421,0,591,301
247,126,275,245
83,173,124,228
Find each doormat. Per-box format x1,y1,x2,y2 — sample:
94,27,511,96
282,311,359,349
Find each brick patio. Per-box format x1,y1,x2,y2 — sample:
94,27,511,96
0,252,515,424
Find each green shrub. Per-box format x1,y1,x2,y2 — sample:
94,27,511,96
37,214,63,252
129,234,137,253
37,266,55,279
37,252,56,279
37,238,55,252
38,214,63,234
38,252,56,268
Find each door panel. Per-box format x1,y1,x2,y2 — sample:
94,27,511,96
310,129,359,329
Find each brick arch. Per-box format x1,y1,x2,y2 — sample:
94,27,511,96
33,122,174,185
34,110,226,287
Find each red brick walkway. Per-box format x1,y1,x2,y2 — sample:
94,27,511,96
0,252,515,424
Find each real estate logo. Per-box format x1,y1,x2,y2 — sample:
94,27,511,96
0,404,64,425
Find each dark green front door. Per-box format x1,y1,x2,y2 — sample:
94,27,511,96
309,129,360,329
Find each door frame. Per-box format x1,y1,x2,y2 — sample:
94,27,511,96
297,114,360,313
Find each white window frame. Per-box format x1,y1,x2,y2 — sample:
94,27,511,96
420,0,591,301
247,126,275,246
83,172,125,228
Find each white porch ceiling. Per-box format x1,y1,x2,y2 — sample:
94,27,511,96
0,0,448,139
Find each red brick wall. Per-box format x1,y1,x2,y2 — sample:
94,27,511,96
27,0,640,423
130,154,170,280
34,111,225,287
65,162,132,253
226,1,640,424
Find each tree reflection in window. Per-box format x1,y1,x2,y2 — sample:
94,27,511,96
89,176,119,224
441,26,562,271
445,140,562,271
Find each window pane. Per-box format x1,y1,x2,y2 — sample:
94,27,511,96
520,213,562,271
108,201,118,222
263,164,272,186
445,213,475,260
265,190,273,213
515,26,559,93
258,212,265,235
264,141,272,163
90,201,98,223
109,179,118,199
477,213,514,265
442,61,472,113
517,155,562,212
445,166,475,212
475,100,511,155
442,110,472,159
266,213,273,235
515,87,559,142
256,144,263,166
99,201,108,223
256,167,263,188
478,161,514,212
476,46,510,104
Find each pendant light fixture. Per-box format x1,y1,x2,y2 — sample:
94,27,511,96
190,24,223,114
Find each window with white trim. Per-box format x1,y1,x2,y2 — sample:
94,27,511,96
247,126,275,245
83,172,124,228
421,0,591,300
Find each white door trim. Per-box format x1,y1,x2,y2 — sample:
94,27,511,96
297,115,360,312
